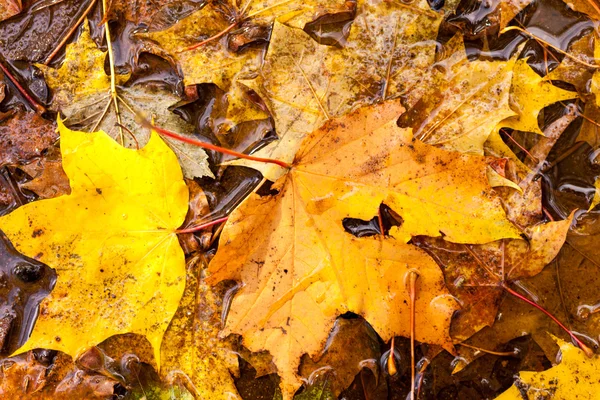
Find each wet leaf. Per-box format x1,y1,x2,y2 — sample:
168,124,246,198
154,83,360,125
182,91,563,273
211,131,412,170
39,20,212,179
497,338,600,399
299,318,381,397
106,0,206,28
63,85,213,179
160,255,242,399
578,101,600,147
498,0,533,29
416,215,573,342
141,0,351,89
398,41,516,155
561,0,600,20
20,157,70,200
207,101,520,397
0,120,188,367
0,0,94,63
36,19,128,111
501,59,578,135
0,112,57,167
545,33,596,96
230,0,442,180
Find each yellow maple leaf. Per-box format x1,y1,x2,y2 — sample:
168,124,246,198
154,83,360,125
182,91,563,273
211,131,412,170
207,101,520,397
36,19,128,111
0,119,188,367
501,58,577,135
496,337,600,400
36,20,212,179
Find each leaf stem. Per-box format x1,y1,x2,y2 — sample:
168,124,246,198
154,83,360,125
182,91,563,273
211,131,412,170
407,270,419,400
176,216,229,234
502,283,594,357
0,60,45,114
101,0,123,143
458,342,517,356
145,121,292,169
387,337,397,375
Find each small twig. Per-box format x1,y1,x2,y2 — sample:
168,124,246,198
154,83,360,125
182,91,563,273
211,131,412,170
540,142,586,173
0,61,45,114
44,0,98,65
101,0,123,143
501,26,599,69
181,22,237,52
458,342,517,356
500,129,538,164
115,123,139,149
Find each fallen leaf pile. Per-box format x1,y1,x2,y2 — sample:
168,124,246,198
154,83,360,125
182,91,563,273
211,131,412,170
1,0,600,399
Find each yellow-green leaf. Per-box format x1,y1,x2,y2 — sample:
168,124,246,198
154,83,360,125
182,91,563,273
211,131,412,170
0,119,188,367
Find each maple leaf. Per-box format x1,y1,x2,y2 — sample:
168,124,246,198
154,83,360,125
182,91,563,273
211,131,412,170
497,337,600,399
545,33,596,96
416,215,573,342
38,20,212,179
63,85,213,179
230,0,443,180
501,58,577,135
207,101,519,397
160,237,243,398
561,0,600,20
0,120,189,367
398,39,517,155
35,20,129,111
140,0,351,88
